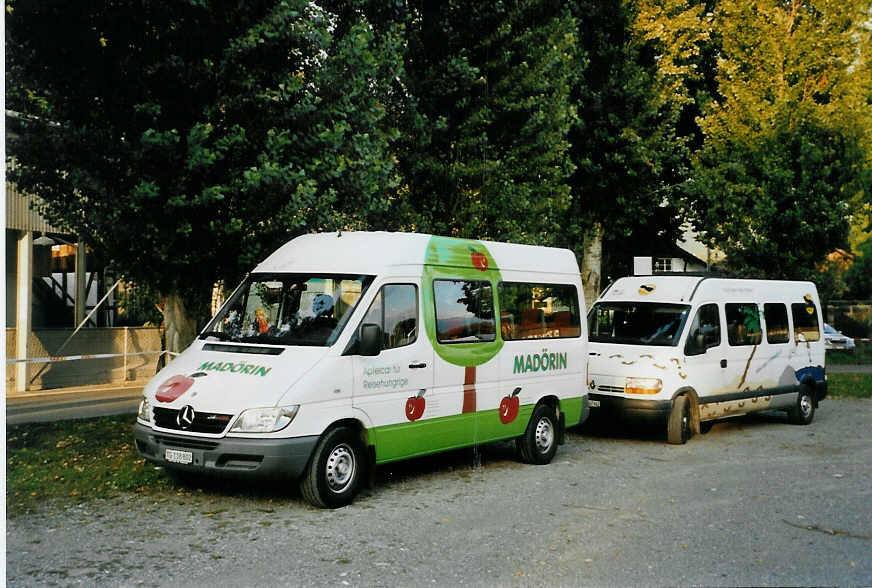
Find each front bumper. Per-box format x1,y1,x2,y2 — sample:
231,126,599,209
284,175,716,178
134,422,318,479
589,393,671,425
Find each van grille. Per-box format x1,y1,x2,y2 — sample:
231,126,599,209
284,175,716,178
597,385,624,394
153,407,233,435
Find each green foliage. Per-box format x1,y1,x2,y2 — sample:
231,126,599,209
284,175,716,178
827,373,872,399
7,0,403,300
688,114,867,279
383,0,576,245
844,236,872,299
563,0,693,276
682,0,872,280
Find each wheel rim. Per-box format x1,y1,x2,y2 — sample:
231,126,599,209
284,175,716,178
325,443,356,493
800,393,813,418
534,416,554,454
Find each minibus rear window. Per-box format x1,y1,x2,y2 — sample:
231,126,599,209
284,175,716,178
588,302,690,346
792,301,821,342
202,273,374,346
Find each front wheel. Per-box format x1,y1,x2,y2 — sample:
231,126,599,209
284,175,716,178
667,395,690,445
788,385,815,425
516,404,558,464
300,427,364,508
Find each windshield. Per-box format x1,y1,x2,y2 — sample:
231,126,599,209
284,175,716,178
588,302,690,346
202,273,374,346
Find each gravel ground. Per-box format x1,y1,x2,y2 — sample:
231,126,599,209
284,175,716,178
7,398,872,587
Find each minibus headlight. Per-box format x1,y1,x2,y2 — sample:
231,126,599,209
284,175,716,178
625,377,662,395
138,397,151,423
230,406,299,433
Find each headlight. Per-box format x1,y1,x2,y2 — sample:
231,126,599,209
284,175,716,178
625,377,662,395
138,397,151,423
230,406,299,433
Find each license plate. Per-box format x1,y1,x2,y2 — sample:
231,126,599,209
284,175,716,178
165,449,193,464
589,399,601,408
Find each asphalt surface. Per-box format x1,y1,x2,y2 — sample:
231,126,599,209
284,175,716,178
5,383,145,425
6,398,872,587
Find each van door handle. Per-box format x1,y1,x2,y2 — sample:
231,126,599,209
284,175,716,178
409,362,427,369
720,359,728,368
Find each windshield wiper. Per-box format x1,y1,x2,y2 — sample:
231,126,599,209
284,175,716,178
200,331,231,341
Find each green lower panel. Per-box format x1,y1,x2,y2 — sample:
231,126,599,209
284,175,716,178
372,404,534,464
562,396,584,427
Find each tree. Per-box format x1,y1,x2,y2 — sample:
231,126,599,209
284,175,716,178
689,115,868,279
7,0,403,350
563,0,697,302
378,0,576,245
684,0,872,279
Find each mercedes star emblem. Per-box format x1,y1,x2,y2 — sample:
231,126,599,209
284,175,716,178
177,405,196,429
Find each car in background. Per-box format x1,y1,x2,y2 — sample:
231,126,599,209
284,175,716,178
824,323,856,352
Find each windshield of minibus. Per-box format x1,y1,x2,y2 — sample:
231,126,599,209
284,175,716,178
201,273,374,346
588,302,691,346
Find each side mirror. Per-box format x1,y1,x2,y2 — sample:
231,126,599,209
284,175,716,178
359,323,383,357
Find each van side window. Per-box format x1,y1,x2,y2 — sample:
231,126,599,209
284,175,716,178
498,283,581,340
433,280,496,343
684,303,721,356
361,284,418,350
726,303,762,346
792,301,821,342
764,303,789,344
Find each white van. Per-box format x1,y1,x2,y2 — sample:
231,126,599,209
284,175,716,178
135,232,589,507
587,276,826,444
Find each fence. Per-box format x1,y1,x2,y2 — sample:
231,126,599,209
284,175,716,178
5,326,163,392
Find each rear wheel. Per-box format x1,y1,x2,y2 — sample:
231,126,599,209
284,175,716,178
667,395,690,445
300,427,363,508
788,385,815,425
516,404,558,464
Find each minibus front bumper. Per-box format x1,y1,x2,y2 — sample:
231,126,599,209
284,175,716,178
589,393,671,425
134,422,318,479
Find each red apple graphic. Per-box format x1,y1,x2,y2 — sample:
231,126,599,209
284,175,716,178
155,375,195,403
406,389,426,421
469,248,488,272
499,387,521,424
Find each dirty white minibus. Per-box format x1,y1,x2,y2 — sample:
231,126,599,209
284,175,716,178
135,232,589,507
586,276,826,444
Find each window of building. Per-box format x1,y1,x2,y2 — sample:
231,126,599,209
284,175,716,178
433,280,496,343
498,283,581,340
654,258,673,272
764,303,789,344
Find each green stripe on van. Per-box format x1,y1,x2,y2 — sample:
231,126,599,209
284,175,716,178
371,396,585,464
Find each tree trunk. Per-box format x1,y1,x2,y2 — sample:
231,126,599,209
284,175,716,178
161,290,198,355
581,222,603,309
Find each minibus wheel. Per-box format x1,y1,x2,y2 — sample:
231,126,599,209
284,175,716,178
788,384,815,425
300,427,363,508
516,404,558,464
667,395,690,445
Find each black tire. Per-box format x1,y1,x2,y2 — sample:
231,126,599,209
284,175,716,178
788,384,815,425
667,395,690,445
300,427,364,508
516,404,558,464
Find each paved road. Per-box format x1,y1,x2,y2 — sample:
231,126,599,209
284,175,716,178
5,383,144,425
7,398,872,587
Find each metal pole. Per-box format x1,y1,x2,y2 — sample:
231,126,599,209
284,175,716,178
123,326,129,381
